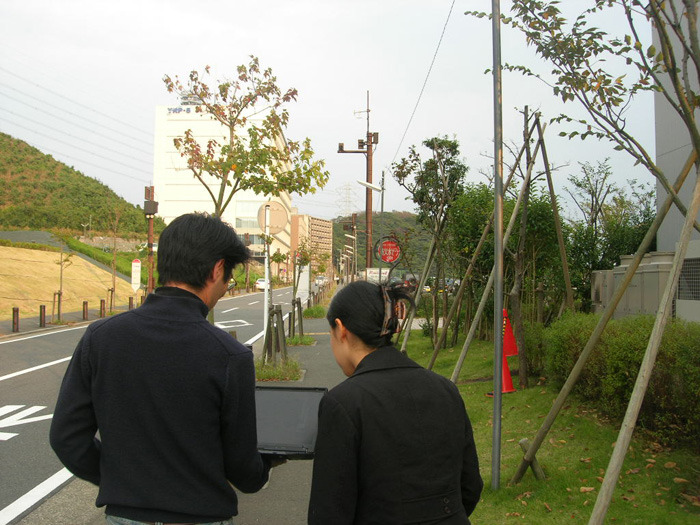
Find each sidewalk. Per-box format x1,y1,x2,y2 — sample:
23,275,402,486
13,316,345,525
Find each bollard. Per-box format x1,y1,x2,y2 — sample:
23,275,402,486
12,307,19,333
39,305,46,328
83,301,89,321
100,299,106,318
129,297,134,310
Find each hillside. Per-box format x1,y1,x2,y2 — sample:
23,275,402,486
0,245,137,324
0,132,165,234
332,211,432,275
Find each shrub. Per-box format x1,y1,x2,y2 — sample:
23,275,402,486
522,320,546,376
286,334,315,346
541,312,700,447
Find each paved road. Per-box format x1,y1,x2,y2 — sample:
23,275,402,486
0,286,301,525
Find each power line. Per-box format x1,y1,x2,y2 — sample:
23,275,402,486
0,84,153,152
0,107,151,170
0,65,153,139
0,118,150,184
391,0,456,165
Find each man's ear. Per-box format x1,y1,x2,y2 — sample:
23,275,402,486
209,259,226,283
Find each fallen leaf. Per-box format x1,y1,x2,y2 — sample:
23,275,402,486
622,495,636,501
597,477,604,483
544,502,552,512
580,457,592,463
580,487,595,493
673,478,689,484
664,462,677,469
680,493,700,507
559,439,567,444
659,499,666,506
506,512,521,517
646,458,656,464
646,463,655,469
626,468,640,475
521,500,527,506
583,499,590,506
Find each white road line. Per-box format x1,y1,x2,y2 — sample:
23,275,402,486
222,307,239,313
0,468,73,525
243,311,290,347
0,357,72,383
248,301,260,305
0,325,87,345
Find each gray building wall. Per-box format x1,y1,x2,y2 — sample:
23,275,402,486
653,3,700,252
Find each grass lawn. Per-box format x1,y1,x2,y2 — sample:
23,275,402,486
404,331,700,524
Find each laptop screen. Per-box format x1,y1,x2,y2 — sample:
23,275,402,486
255,385,327,459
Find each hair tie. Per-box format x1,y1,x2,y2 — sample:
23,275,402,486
379,285,400,337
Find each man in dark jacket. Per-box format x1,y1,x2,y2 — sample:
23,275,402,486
50,212,276,524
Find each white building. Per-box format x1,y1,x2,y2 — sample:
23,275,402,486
152,102,292,262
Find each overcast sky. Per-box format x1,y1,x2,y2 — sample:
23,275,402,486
0,0,655,221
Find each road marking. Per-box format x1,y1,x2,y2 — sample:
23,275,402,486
222,306,239,313
248,301,260,305
0,405,53,441
0,357,71,383
215,320,253,330
0,468,73,525
0,325,87,346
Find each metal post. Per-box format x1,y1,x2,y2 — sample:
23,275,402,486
491,0,504,490
39,305,46,328
263,204,271,335
12,307,19,333
83,301,88,321
100,299,106,318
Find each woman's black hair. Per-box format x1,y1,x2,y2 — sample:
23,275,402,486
157,212,250,288
326,280,415,348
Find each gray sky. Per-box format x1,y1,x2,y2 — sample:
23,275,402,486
0,0,655,221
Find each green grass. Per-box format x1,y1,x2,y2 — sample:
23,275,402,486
303,305,326,318
406,331,700,524
255,357,302,382
286,334,315,346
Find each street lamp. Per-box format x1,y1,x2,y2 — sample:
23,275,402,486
357,171,385,283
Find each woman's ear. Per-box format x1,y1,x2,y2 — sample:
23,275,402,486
333,318,344,336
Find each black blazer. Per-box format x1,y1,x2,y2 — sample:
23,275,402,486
308,346,483,524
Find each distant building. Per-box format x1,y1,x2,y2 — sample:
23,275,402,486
290,212,333,279
152,102,292,263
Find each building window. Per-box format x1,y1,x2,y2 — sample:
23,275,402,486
236,218,259,228
677,257,700,301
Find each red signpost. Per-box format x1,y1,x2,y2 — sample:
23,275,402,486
378,238,401,264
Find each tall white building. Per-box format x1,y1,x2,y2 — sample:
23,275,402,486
152,102,292,261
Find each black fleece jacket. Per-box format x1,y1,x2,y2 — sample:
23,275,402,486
50,287,270,523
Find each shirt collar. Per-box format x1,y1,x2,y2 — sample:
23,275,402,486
351,345,422,377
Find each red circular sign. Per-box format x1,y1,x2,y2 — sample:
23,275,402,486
379,239,401,263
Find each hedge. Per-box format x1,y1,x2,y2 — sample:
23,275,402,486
523,312,700,447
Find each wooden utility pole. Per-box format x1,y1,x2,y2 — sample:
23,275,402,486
337,92,378,276
144,186,158,294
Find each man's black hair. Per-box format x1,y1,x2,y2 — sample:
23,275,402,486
157,212,251,288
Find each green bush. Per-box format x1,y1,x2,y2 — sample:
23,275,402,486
522,320,546,376
538,312,700,447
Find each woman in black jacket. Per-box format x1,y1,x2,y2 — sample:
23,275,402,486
308,281,483,524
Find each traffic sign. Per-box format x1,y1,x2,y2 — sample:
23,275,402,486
131,259,141,293
377,238,401,264
257,201,289,234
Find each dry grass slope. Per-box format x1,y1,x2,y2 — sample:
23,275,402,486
0,246,139,321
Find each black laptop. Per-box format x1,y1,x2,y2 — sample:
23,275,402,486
255,385,327,460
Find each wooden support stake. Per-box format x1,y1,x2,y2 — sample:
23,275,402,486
518,438,545,481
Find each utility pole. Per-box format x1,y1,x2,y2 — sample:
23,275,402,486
144,186,158,294
338,91,379,278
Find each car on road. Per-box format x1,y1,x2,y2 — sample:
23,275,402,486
255,278,268,291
